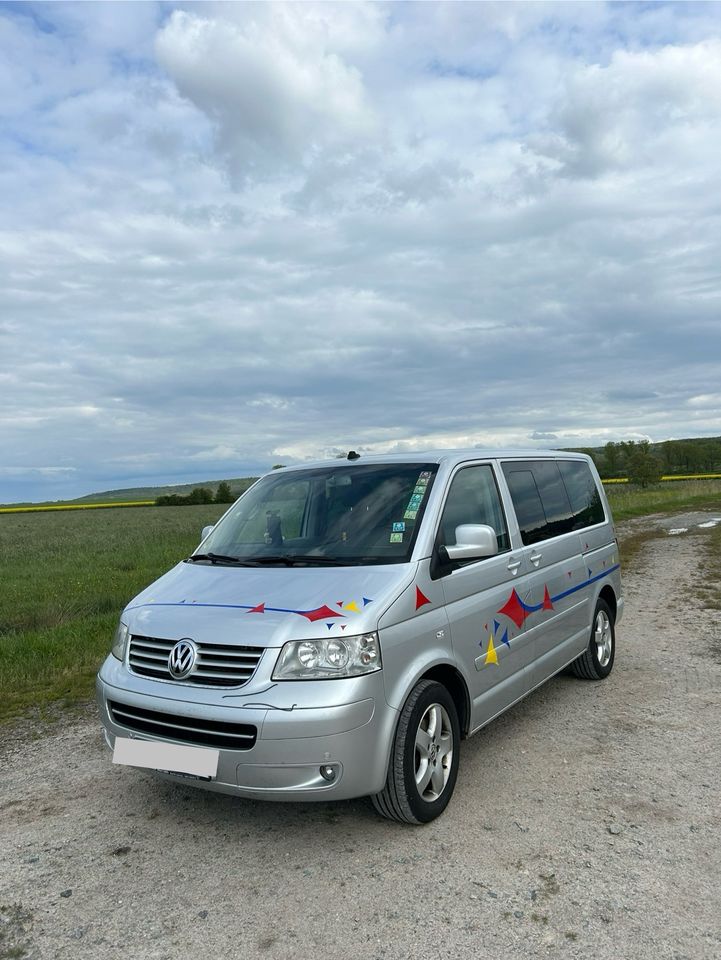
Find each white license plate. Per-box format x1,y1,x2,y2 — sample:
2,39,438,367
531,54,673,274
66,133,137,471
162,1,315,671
112,736,219,779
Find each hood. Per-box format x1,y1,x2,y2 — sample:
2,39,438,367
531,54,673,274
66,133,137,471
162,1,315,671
123,560,416,648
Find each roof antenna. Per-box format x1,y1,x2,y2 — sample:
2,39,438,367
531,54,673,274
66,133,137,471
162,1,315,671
347,450,361,461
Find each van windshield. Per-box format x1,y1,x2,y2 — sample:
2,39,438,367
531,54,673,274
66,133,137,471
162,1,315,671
195,463,438,566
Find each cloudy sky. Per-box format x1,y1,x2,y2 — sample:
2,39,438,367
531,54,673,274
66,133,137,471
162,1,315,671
2,1,721,502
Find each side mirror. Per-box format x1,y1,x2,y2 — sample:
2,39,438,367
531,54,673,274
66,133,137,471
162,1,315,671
444,524,498,562
201,524,214,541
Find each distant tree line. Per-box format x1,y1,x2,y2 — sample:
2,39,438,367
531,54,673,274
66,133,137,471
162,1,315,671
571,437,721,487
156,481,237,506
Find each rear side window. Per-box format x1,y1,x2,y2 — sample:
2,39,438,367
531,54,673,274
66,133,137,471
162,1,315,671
558,460,605,528
502,459,604,545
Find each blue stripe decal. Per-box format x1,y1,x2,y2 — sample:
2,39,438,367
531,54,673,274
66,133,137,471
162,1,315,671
549,563,620,603
125,601,299,614
518,563,620,614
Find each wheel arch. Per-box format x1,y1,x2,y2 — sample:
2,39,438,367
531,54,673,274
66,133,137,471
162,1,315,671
598,584,617,621
418,663,471,738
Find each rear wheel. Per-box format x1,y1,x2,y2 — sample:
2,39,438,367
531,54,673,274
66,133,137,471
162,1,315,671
571,598,615,680
372,679,460,824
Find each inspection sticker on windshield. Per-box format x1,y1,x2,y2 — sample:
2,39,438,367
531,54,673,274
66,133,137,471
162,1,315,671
390,532,404,543
404,508,418,520
113,737,219,778
392,521,406,532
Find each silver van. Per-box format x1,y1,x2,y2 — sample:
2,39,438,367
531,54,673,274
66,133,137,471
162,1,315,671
97,450,622,823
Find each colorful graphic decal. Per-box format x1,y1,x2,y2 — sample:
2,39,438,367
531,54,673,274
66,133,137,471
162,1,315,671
479,563,620,665
415,586,431,610
484,635,498,666
127,596,374,625
390,532,404,543
392,522,406,533
403,509,418,520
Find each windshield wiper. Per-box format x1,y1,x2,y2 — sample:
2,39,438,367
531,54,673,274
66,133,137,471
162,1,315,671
247,554,344,566
186,553,261,566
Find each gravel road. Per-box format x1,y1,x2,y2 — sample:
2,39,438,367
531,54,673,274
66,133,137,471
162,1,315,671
2,512,720,960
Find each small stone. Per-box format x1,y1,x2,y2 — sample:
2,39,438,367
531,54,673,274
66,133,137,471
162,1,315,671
198,910,209,919
112,845,131,856
487,891,498,899
60,889,72,899
513,911,524,919
24,855,40,864
607,825,622,836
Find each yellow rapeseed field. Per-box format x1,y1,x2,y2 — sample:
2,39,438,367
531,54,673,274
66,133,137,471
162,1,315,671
0,501,154,514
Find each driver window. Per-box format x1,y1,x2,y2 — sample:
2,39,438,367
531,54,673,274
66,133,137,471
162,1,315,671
439,465,510,553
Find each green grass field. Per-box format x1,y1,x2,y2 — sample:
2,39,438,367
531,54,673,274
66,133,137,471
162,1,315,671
2,479,721,724
0,504,226,722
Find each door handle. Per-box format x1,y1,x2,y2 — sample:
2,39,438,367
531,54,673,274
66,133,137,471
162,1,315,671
530,551,543,566
507,558,521,574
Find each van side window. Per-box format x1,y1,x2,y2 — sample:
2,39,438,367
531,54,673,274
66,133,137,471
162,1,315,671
502,468,549,545
502,460,577,544
558,460,605,528
439,465,510,554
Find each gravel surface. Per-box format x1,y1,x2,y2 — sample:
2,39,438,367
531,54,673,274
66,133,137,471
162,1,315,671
2,511,720,960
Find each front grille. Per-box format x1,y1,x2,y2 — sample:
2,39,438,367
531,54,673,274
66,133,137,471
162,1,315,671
108,700,257,751
128,635,263,687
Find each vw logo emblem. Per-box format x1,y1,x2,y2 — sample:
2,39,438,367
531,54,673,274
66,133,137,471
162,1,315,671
168,639,197,680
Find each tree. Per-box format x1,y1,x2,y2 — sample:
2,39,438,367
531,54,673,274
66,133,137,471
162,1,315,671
603,442,620,478
187,487,214,505
215,481,234,503
627,441,661,487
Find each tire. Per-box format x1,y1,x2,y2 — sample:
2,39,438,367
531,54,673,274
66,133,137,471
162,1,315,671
371,679,460,824
571,598,615,681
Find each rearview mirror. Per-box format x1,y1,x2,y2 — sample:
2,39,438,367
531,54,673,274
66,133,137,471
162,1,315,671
201,524,214,541
444,524,498,562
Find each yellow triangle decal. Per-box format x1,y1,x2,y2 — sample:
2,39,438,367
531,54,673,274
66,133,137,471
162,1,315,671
343,600,360,613
485,635,498,666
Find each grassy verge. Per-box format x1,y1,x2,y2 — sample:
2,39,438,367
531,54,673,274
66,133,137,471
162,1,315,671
0,504,226,723
606,478,721,521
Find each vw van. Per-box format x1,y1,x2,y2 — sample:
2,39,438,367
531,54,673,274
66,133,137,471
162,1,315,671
97,450,622,823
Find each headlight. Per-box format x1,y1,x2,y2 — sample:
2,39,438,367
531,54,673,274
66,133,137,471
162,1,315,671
272,632,382,680
111,620,129,661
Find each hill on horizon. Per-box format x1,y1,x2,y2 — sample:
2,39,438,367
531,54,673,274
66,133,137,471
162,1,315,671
71,476,259,504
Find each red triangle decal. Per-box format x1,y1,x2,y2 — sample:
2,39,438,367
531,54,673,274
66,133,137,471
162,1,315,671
248,602,265,614
415,586,431,610
542,586,554,610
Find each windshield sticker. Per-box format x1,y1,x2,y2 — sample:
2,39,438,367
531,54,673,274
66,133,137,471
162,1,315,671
418,471,432,480
392,521,406,532
390,532,403,543
407,493,423,509
404,508,418,520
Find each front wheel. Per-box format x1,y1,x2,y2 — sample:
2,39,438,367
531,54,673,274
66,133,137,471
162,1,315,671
372,679,460,824
571,598,615,680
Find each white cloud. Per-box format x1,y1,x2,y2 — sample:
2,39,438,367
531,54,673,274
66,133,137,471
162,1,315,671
155,7,378,179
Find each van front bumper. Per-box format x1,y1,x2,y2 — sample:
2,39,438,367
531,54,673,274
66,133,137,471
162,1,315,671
96,665,398,803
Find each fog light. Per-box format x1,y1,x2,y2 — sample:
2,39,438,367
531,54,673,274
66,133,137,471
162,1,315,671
320,764,337,782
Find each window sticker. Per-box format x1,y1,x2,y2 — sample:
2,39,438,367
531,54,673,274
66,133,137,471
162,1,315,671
392,521,406,532
390,532,404,543
418,471,432,480
404,508,418,520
